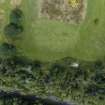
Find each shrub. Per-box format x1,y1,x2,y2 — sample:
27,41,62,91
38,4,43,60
0,43,17,59
92,71,105,84
94,60,104,70
85,83,105,96
10,8,23,25
4,23,23,37
4,8,24,39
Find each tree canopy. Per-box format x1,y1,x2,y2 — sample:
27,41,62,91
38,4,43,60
4,23,23,37
4,8,24,38
0,43,17,58
10,8,23,25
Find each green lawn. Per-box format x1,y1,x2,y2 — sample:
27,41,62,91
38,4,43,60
1,0,105,61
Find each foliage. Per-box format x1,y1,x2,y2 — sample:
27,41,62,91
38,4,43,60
0,43,17,59
94,60,104,70
4,23,23,37
10,8,23,25
4,8,24,39
0,57,105,105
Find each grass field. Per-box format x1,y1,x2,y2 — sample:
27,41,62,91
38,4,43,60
0,0,105,61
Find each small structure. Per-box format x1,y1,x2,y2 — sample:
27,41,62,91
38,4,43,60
71,62,79,68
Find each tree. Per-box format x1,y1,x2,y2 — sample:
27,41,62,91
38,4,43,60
4,8,24,39
94,60,104,70
0,43,17,59
4,23,23,37
10,8,23,25
92,71,105,84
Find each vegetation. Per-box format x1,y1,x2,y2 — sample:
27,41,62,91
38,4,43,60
4,8,23,38
4,23,23,37
0,43,17,59
10,8,23,25
1,8,24,59
0,1,105,105
0,91,69,105
0,56,104,105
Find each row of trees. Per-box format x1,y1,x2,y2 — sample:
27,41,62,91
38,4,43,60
0,8,24,59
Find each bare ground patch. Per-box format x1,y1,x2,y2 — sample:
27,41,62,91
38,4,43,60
39,0,87,24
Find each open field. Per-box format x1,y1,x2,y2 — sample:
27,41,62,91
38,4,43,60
0,0,105,61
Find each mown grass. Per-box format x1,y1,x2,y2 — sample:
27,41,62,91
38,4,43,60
1,0,105,62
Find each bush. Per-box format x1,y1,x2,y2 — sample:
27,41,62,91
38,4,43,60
94,60,104,70
92,71,105,84
0,43,17,59
4,8,24,39
4,23,23,37
10,8,23,25
85,83,105,96
32,60,42,69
